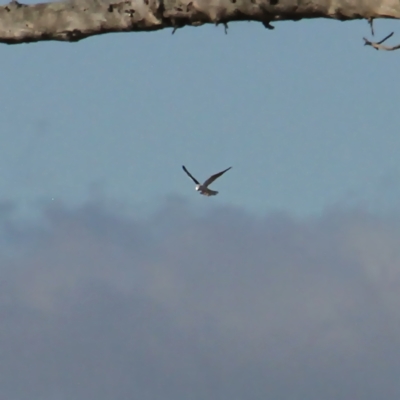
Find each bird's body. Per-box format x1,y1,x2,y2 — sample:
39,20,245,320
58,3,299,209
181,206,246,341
195,184,219,196
182,165,231,196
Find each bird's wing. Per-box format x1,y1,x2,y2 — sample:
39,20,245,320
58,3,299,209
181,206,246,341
203,167,232,187
182,165,200,184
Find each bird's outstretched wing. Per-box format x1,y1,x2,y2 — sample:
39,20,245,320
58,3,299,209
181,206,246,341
203,167,232,187
182,165,200,184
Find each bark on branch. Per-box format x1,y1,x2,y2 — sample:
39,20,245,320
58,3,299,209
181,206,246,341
1,0,400,44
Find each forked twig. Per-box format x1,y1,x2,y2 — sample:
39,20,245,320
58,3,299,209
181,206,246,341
363,32,400,51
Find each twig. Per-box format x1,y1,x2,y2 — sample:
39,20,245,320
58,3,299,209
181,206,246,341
262,21,275,30
216,21,229,34
368,17,374,36
363,32,400,51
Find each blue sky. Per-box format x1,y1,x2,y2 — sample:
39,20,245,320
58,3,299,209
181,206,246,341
1,8,400,216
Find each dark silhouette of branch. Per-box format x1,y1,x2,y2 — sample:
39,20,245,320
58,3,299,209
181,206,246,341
368,17,374,36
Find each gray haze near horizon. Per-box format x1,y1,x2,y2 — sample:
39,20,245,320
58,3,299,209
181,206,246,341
1,198,400,399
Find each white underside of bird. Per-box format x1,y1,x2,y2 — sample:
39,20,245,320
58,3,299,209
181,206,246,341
182,165,232,196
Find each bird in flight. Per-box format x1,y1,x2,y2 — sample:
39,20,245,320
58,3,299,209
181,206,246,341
182,165,232,196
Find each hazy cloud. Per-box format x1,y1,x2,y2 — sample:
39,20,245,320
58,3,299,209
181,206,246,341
0,198,400,399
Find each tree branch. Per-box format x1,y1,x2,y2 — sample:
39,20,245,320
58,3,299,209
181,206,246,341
1,0,400,44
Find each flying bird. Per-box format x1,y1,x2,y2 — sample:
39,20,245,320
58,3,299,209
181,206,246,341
182,165,232,196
